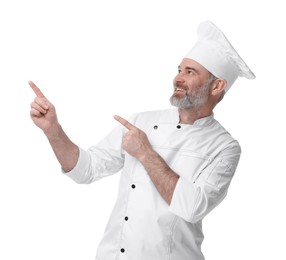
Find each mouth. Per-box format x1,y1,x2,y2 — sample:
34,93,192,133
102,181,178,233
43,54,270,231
174,87,187,93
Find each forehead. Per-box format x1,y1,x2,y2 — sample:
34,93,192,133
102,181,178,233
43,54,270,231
179,58,210,75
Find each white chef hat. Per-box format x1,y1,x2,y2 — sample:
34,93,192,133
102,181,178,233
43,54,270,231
185,21,255,92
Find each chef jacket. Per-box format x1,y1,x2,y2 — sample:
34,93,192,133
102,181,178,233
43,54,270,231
65,108,241,260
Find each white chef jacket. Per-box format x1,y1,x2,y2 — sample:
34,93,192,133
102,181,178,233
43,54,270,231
66,108,241,260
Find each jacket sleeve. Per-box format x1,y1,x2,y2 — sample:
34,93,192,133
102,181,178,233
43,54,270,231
64,125,126,184
169,141,241,223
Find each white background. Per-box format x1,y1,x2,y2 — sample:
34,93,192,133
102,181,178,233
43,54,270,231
0,0,285,259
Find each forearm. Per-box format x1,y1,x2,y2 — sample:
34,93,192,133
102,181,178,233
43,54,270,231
139,150,179,205
45,124,79,172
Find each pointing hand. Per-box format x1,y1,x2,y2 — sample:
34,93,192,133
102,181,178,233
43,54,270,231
114,115,153,161
29,81,59,135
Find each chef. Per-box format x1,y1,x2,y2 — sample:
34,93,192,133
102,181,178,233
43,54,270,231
29,21,255,260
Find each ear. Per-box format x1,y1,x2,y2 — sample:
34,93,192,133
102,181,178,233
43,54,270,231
210,79,227,97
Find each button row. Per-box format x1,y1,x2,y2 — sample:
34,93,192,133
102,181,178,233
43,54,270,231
120,184,136,254
153,125,181,129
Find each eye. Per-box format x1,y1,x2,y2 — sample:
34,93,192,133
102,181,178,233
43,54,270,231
178,69,182,74
187,69,194,74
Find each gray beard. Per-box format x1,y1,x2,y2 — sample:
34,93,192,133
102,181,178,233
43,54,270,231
169,82,211,109
169,95,194,109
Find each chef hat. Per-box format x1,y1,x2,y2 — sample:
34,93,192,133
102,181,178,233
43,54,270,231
185,21,255,92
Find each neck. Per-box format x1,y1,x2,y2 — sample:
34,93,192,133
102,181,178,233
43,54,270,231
178,107,212,124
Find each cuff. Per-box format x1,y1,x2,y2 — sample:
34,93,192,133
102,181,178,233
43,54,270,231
62,147,91,183
169,177,199,223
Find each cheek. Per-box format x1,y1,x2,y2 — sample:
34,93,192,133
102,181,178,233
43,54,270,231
185,81,195,92
186,83,201,96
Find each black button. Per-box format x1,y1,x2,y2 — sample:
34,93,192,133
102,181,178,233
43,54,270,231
177,125,181,129
131,184,136,189
154,125,158,129
125,216,128,221
121,248,125,253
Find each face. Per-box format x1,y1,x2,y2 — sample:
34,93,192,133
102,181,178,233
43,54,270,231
170,58,213,109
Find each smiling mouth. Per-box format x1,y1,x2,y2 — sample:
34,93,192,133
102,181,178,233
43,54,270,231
174,87,187,93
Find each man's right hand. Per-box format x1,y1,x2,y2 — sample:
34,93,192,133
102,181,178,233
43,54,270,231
29,81,59,137
29,81,79,172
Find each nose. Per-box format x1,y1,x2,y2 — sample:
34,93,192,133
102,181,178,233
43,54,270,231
174,73,185,84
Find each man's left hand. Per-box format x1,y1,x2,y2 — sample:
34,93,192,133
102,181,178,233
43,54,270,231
114,115,153,161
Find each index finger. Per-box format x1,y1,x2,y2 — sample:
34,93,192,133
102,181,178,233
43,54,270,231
28,81,45,98
114,115,137,131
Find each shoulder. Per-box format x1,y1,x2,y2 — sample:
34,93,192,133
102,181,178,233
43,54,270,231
212,118,241,154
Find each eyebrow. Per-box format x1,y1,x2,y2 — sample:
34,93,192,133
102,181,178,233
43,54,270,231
178,66,199,73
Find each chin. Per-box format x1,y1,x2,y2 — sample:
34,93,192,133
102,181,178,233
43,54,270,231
169,96,192,109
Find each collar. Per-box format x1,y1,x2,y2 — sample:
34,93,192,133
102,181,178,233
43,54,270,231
171,109,215,127
192,113,214,126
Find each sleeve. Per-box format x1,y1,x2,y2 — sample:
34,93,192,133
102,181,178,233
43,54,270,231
169,141,241,223
65,124,126,184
